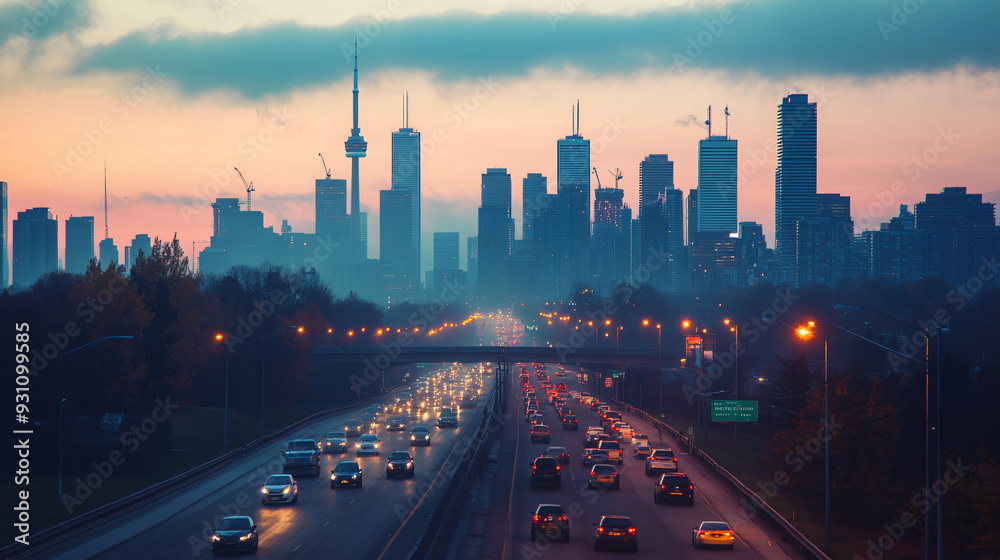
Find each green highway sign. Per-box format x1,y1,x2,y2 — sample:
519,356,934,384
711,400,758,422
611,370,621,378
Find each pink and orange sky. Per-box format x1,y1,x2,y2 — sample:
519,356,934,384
2,0,999,276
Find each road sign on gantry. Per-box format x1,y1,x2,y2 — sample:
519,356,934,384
711,400,758,422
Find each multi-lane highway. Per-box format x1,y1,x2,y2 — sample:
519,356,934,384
25,365,491,560
496,363,798,560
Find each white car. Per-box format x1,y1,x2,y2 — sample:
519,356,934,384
355,433,381,456
260,474,298,504
645,448,679,475
614,423,634,442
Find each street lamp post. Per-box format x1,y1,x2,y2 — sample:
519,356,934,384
725,319,739,464
258,325,304,437
56,335,135,521
796,323,832,555
642,320,663,416
834,303,944,560
214,334,231,453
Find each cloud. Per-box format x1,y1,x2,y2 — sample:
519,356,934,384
675,114,707,129
1,0,92,54
72,0,1000,99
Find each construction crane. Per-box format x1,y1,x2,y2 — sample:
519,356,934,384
234,167,254,211
319,153,331,179
608,168,623,190
592,167,602,189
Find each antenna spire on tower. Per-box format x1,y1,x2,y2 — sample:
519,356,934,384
706,105,712,138
576,99,580,135
725,105,730,139
103,160,108,239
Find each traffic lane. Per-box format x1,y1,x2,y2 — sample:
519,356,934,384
570,378,781,558
507,383,757,560
80,386,485,559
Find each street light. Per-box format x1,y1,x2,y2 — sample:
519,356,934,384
214,333,231,453
256,325,304,436
642,320,662,416
725,318,740,464
57,335,135,521
795,322,831,555
834,304,944,560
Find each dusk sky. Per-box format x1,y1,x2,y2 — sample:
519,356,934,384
2,0,999,274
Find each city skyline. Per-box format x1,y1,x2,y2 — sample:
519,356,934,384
2,0,999,278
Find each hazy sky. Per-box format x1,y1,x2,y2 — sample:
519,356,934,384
2,0,999,275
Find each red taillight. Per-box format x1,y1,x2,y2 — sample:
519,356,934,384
627,527,636,535
673,457,678,462
555,465,560,472
660,484,666,489
689,485,694,490
559,516,568,522
699,530,709,536
597,527,605,534
533,515,540,522
532,466,537,472
725,532,733,537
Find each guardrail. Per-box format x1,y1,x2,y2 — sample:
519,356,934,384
591,386,831,560
409,383,501,560
0,388,402,560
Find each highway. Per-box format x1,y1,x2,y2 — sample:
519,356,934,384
499,364,797,560
26,365,492,560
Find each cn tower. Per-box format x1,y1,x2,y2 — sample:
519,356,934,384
344,37,367,261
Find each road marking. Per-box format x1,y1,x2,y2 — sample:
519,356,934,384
375,389,480,560
501,378,521,560
293,545,301,552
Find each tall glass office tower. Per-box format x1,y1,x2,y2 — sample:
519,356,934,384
774,94,817,284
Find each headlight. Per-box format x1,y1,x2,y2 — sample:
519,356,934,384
212,535,221,542
239,533,252,541
356,443,361,448
261,487,268,494
331,474,337,480
374,443,379,448
388,463,394,469
282,487,290,494
351,474,357,479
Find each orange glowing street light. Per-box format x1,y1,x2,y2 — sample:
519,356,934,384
682,320,691,329
347,330,355,337
642,319,650,326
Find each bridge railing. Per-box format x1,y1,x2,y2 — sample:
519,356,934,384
593,386,831,560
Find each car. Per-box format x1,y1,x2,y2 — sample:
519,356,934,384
655,473,694,505
531,503,570,542
438,413,459,428
593,515,637,552
562,414,578,430
331,460,363,488
410,425,431,446
355,433,381,456
601,411,623,431
527,411,544,425
543,446,570,465
322,430,348,453
558,406,573,419
282,439,321,476
614,422,633,442
692,521,735,549
530,456,561,489
260,474,298,505
582,448,611,466
632,434,650,448
588,464,620,490
386,450,415,478
598,441,624,464
385,416,407,430
633,443,652,459
586,433,613,449
530,424,551,443
345,419,365,437
645,449,679,475
211,516,258,554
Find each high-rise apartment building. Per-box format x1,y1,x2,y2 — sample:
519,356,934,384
65,216,95,274
774,94,818,284
379,188,415,296
13,207,58,287
637,155,683,293
914,186,997,284
522,173,547,247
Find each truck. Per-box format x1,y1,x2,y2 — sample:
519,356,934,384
282,439,321,476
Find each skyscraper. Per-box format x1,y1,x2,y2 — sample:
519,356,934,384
637,155,683,292
344,38,368,264
315,178,348,248
129,233,152,269
477,168,513,301
432,232,462,292
392,93,421,283
592,187,624,291
1,181,7,287
557,101,591,285
522,173,547,247
774,93,818,284
65,216,95,274
796,195,853,287
467,236,478,288
379,188,415,297
13,207,58,287
639,155,674,208
697,107,738,234
99,238,120,268
914,186,997,284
